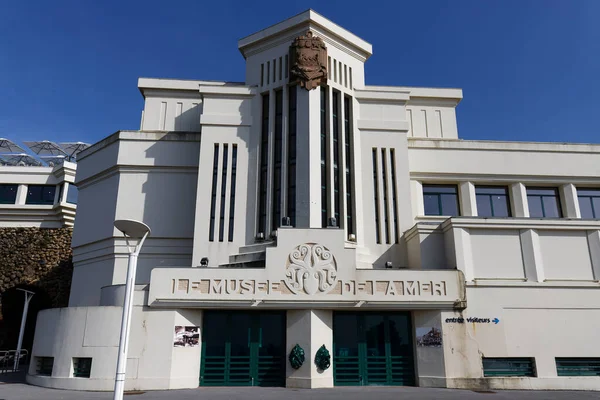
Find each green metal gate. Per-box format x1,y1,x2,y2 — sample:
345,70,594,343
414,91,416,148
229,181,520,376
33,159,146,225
333,312,415,386
200,311,286,386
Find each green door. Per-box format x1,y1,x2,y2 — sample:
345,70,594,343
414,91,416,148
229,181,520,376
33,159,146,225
333,312,415,386
200,311,285,387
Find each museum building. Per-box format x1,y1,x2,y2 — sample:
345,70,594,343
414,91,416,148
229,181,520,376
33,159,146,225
28,10,600,391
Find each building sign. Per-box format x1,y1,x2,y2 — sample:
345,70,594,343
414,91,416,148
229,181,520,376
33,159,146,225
149,231,466,309
445,317,500,324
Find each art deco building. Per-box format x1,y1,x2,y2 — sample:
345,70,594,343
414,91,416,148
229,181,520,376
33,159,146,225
28,10,600,391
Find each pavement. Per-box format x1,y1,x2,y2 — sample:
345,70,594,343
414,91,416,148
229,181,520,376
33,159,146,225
1,373,599,400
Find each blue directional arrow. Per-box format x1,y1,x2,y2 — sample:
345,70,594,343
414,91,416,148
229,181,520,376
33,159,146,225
492,318,500,324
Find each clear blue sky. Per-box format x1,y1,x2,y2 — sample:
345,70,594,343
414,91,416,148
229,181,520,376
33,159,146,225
1,0,599,146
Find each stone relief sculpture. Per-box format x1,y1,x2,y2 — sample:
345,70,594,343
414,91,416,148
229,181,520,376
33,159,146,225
285,243,337,295
289,31,328,90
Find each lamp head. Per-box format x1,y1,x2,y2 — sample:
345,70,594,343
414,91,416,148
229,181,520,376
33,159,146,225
114,219,151,239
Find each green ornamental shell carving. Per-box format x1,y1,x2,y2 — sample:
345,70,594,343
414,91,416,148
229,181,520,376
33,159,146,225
314,344,331,371
289,344,305,370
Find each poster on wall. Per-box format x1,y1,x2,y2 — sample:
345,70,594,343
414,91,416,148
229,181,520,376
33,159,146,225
173,326,199,347
416,327,442,347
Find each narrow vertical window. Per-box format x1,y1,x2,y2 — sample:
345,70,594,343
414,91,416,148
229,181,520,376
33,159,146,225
332,91,341,225
333,59,337,83
320,87,328,227
390,149,399,243
278,56,282,81
260,64,264,86
258,94,270,234
381,149,390,244
287,86,297,226
273,58,276,82
344,97,354,235
272,90,283,230
209,145,219,241
328,56,332,80
266,62,270,85
349,67,353,89
228,145,238,242
219,144,228,242
372,148,381,244
344,65,348,87
284,55,288,79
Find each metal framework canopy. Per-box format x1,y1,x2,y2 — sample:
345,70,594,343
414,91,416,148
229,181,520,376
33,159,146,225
0,138,25,154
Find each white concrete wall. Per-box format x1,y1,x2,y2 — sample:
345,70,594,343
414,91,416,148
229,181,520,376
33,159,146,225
27,305,202,391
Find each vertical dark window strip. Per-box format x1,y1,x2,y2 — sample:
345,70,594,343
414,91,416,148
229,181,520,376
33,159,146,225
344,96,354,235
381,149,390,244
320,87,328,227
208,144,219,241
287,86,297,226
332,91,341,226
390,149,400,244
218,144,229,242
372,148,381,244
228,145,238,242
272,90,283,230
258,94,269,234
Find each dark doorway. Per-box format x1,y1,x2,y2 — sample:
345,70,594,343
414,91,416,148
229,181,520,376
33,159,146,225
333,311,415,386
200,310,286,387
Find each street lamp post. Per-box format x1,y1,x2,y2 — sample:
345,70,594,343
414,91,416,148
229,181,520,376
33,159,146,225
112,219,151,400
13,288,34,371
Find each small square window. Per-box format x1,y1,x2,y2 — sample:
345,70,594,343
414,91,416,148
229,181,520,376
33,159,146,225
36,356,54,376
475,186,511,217
577,188,600,219
0,184,18,204
73,357,92,378
526,187,562,218
26,185,56,205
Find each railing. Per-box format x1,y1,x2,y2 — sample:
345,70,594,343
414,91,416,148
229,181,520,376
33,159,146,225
0,349,29,373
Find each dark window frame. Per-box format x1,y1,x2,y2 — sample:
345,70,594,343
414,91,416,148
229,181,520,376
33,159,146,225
577,188,600,219
526,187,562,218
0,184,18,204
25,185,56,205
422,184,460,217
475,185,511,217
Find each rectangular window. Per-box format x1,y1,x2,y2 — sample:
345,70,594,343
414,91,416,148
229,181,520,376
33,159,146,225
228,145,237,242
320,87,328,227
372,148,381,244
218,144,228,242
284,55,288,79
208,145,219,241
36,356,54,376
556,358,600,376
0,184,18,204
266,61,270,85
527,187,562,218
260,64,264,86
343,96,354,236
577,188,600,219
258,94,270,235
66,184,78,204
482,358,536,377
26,185,56,205
475,186,511,217
332,90,341,226
381,149,390,244
73,357,92,378
278,56,282,81
272,90,283,230
287,86,297,226
423,185,460,216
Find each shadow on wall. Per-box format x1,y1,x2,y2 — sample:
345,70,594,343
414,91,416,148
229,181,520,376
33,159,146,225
0,284,52,352
373,240,409,269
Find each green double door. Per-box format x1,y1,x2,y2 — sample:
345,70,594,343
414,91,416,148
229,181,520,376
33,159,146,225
333,312,415,386
200,311,285,387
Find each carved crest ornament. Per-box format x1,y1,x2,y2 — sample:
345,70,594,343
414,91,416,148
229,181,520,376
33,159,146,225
289,31,328,90
285,243,338,295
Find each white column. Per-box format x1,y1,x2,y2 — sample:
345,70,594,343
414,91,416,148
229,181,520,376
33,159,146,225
559,183,580,218
286,309,333,389
411,181,424,218
520,229,545,282
510,183,529,217
451,228,474,281
459,182,477,216
587,230,600,280
61,182,69,204
16,184,28,205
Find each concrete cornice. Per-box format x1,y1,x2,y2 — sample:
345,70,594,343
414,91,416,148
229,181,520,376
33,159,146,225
354,89,410,102
137,77,245,96
440,216,600,232
408,138,600,154
409,172,600,185
238,9,372,61
198,85,257,97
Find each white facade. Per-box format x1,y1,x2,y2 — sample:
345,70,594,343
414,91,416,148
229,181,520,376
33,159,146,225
29,10,600,391
0,161,77,228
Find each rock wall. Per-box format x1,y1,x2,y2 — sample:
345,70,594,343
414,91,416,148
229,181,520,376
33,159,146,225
0,227,73,350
